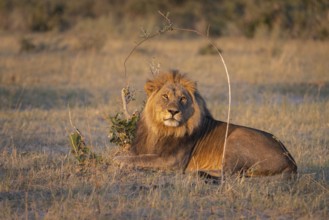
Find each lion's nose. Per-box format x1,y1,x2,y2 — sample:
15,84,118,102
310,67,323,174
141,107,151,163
168,109,180,116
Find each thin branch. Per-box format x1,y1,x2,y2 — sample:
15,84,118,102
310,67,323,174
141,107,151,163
158,11,172,24
68,105,78,131
121,87,131,119
123,37,155,85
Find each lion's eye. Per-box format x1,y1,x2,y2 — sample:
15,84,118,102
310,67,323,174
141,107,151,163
180,96,187,103
162,94,169,100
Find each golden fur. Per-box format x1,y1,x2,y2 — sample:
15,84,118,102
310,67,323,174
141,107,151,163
114,71,297,177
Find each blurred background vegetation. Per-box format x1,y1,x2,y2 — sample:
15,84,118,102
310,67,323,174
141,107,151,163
0,0,328,40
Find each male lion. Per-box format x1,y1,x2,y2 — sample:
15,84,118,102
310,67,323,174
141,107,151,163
114,71,297,177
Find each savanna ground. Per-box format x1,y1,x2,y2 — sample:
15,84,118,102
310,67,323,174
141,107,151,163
0,31,328,219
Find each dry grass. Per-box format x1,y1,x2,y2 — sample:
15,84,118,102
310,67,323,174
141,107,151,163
0,33,328,219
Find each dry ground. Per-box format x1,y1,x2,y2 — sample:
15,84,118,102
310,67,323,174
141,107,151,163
0,32,328,219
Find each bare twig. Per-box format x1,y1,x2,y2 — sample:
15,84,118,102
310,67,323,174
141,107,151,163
121,87,131,119
158,11,172,25
149,57,161,76
68,106,77,131
68,105,84,153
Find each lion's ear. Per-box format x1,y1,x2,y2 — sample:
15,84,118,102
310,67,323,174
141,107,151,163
182,80,197,95
144,80,158,96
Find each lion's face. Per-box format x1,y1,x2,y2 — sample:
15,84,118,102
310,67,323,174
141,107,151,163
152,82,194,127
143,72,205,137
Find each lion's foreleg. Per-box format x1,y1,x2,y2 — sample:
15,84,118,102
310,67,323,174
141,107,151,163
113,154,177,169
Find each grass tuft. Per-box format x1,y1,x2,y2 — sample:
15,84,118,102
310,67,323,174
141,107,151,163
69,130,102,166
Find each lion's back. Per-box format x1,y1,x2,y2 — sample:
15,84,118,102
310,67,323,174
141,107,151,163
186,119,297,177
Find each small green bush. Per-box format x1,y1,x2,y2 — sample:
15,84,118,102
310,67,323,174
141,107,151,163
108,113,140,150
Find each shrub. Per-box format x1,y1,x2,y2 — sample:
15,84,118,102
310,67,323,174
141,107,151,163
108,113,140,151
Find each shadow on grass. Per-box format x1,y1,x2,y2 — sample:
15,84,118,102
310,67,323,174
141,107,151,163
256,81,329,102
300,165,329,182
0,163,328,219
2,81,327,110
0,86,94,110
205,81,329,104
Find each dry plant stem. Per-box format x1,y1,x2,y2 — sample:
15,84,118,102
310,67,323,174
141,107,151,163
123,38,148,85
121,88,131,119
123,33,163,86
68,105,82,136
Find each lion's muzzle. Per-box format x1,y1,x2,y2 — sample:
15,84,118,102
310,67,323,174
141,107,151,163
163,108,181,127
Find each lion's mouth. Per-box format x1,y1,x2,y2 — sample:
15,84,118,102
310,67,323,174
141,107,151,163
163,118,180,127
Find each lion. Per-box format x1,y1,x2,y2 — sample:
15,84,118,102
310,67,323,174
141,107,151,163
114,71,297,178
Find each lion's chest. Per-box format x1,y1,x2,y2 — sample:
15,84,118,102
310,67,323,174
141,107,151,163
154,136,192,154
